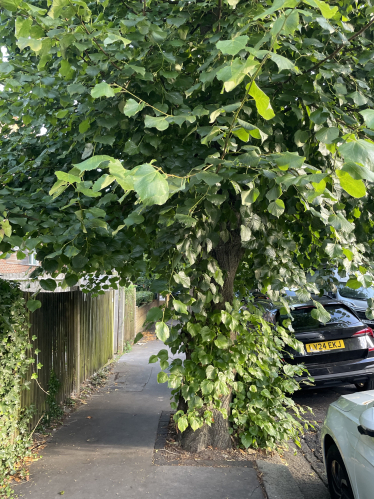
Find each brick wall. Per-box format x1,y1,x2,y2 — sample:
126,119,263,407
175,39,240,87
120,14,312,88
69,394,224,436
135,298,160,333
0,253,37,274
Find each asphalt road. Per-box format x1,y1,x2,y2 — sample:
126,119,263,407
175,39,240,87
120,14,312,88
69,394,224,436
293,383,357,461
277,384,358,499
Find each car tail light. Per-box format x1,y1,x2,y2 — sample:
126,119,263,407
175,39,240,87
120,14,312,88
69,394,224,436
352,328,374,352
352,328,374,337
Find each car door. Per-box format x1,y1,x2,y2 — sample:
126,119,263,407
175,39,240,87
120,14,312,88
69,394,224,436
354,433,374,499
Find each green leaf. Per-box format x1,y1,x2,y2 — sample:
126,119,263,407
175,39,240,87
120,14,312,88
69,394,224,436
91,82,115,98
201,379,214,395
64,245,80,258
336,170,366,198
155,322,170,342
283,10,299,35
173,299,188,315
294,130,309,147
72,254,89,269
149,354,159,363
55,171,81,183
17,37,42,52
270,53,296,72
195,171,223,186
174,213,197,227
266,184,282,201
27,300,42,312
134,332,143,344
40,279,56,291
79,119,90,134
241,433,252,449
241,188,260,205
240,225,251,242
339,140,374,171
254,0,298,19
0,0,20,11
247,81,275,120
214,334,229,349
216,35,249,56
132,164,169,205
0,61,14,74
121,99,145,117
144,115,169,131
94,135,115,145
324,243,343,258
124,212,144,226
157,371,168,383
108,160,134,190
346,278,362,290
233,128,250,142
73,155,114,173
103,33,131,47
48,0,68,18
328,213,354,233
268,199,285,217
216,58,258,92
341,162,374,182
174,271,190,288
304,0,338,18
315,127,339,144
310,108,329,125
177,416,188,432
56,109,69,119
360,109,374,129
92,174,115,192
146,307,163,322
65,274,78,287
311,302,331,324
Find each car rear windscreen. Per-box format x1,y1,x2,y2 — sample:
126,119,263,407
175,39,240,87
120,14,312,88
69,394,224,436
280,305,361,331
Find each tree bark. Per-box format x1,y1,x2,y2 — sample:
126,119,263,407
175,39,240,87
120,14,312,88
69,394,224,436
179,234,244,453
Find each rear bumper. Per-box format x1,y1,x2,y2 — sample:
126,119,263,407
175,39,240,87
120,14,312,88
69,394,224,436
298,357,374,387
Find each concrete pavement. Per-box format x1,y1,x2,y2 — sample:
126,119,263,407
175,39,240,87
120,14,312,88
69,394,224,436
16,341,264,499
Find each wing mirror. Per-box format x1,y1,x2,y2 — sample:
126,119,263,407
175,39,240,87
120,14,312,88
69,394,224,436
358,407,374,437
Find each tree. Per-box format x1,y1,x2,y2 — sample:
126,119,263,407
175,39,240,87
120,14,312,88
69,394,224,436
1,0,374,451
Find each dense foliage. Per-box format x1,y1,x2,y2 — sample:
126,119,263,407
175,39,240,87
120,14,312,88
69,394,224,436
2,0,374,449
136,290,154,307
0,280,34,495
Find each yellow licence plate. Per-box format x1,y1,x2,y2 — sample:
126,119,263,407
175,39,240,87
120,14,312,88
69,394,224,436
306,340,345,353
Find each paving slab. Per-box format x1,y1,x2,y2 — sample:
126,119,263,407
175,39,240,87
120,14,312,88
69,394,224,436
15,341,264,499
256,460,305,499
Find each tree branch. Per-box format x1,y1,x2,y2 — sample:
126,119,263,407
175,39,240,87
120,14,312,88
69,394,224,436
68,0,123,72
218,0,222,32
307,17,374,73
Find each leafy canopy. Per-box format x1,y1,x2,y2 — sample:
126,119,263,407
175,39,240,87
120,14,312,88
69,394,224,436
1,0,374,448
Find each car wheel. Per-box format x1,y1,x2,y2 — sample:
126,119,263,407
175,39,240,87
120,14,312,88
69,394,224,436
355,377,374,391
326,444,354,499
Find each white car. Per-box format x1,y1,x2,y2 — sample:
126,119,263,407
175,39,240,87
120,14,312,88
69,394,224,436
334,284,374,325
322,391,374,499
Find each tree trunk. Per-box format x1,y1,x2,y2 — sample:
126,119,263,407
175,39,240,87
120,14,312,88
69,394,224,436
179,234,244,453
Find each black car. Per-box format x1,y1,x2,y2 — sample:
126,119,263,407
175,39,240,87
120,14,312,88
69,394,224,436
256,297,374,390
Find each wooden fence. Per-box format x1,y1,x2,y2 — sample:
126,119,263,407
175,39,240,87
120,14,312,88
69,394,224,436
21,290,114,426
20,287,160,426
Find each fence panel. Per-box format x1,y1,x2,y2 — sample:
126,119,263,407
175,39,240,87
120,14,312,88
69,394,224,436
21,290,114,426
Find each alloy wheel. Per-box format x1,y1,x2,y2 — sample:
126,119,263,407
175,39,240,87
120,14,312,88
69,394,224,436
331,460,351,499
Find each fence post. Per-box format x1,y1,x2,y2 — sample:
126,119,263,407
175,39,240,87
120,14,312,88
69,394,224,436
74,292,81,396
117,287,125,354
113,289,119,354
124,287,136,342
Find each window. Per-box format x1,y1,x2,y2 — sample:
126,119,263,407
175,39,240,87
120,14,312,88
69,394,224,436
280,305,361,332
338,285,374,301
28,253,38,266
